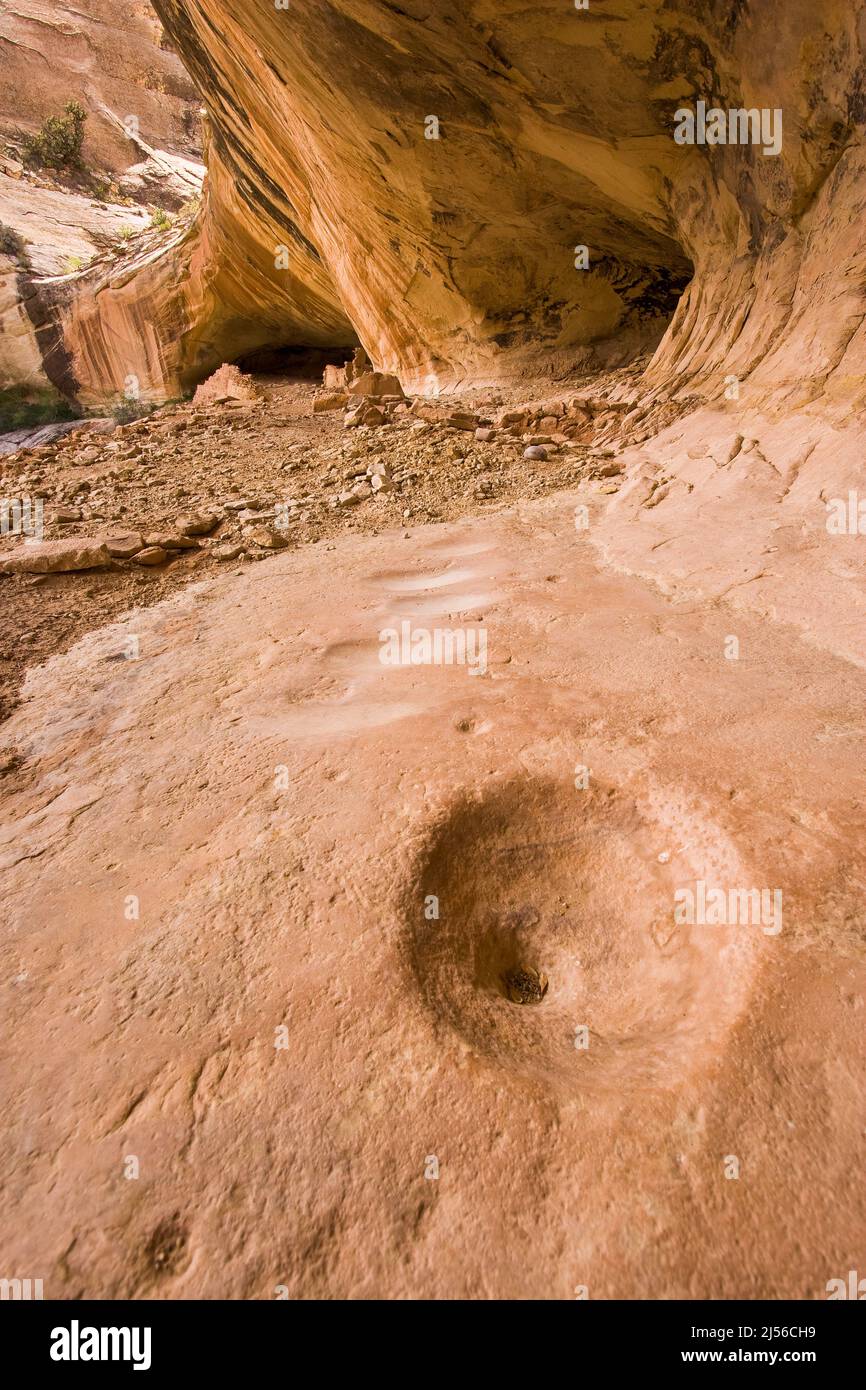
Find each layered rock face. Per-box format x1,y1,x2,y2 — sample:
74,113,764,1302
645,0,866,412
5,1,866,406
0,0,199,173
52,164,353,410
0,0,204,411
145,0,866,401
4,6,866,1305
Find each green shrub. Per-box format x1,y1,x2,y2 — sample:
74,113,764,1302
23,100,87,170
150,207,171,230
0,387,77,435
110,395,156,425
0,222,31,269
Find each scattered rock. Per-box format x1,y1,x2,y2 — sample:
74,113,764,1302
245,525,289,549
133,546,169,565
236,508,276,523
323,364,348,390
524,445,548,462
348,370,404,399
143,532,199,550
345,402,386,428
176,511,219,536
498,410,527,429
101,533,144,559
313,393,348,413
72,447,101,467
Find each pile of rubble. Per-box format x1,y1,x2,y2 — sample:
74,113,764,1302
0,356,676,722
313,347,643,468
0,356,664,579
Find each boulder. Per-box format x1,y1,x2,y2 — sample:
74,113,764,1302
176,511,219,536
348,371,404,400
133,546,169,566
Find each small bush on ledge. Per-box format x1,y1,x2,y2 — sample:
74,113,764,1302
0,387,78,435
0,221,31,270
23,101,87,170
110,395,158,425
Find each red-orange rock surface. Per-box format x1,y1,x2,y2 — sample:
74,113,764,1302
0,0,199,174
5,2,866,409
148,0,866,401
0,2,865,1304
1,488,864,1298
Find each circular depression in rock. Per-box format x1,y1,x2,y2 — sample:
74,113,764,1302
408,779,758,1095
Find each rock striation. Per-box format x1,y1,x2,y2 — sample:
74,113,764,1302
4,2,866,409
147,0,866,405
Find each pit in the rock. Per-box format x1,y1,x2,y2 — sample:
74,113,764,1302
503,967,549,1005
408,777,760,1094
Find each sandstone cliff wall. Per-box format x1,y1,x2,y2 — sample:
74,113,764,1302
0,0,199,169
5,1,866,406
145,0,866,404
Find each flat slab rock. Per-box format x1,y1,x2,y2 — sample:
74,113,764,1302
0,420,94,458
101,533,144,559
1,488,863,1299
0,539,110,574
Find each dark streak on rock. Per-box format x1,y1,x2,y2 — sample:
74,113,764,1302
17,273,80,403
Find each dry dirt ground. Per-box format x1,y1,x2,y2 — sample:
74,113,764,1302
0,367,864,1300
0,361,656,724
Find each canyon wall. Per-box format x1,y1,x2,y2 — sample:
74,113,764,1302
150,0,866,402
0,0,203,411
50,149,355,409
0,0,199,170
4,1,866,405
